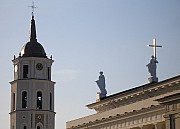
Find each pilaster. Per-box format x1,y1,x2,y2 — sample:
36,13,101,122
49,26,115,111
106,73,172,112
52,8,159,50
154,122,164,129
164,115,171,129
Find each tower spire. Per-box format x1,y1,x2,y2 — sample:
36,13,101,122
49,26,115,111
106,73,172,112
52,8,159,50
30,15,37,42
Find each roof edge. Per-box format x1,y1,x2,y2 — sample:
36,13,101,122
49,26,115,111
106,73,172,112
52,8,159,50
87,74,180,108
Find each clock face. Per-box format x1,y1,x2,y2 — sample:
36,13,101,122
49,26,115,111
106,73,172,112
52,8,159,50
38,115,41,119
36,63,43,70
15,65,18,72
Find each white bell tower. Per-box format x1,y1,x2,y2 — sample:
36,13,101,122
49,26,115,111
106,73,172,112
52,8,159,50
9,14,56,129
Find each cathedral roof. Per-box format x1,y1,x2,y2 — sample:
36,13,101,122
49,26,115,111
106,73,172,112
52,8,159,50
86,74,180,111
19,15,47,58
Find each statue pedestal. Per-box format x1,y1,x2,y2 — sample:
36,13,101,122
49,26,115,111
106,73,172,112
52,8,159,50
148,76,158,83
96,92,101,102
96,92,106,102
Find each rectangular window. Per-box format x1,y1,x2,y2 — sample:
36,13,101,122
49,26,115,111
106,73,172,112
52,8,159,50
23,65,28,78
50,93,52,110
13,93,15,110
48,67,51,80
22,91,27,108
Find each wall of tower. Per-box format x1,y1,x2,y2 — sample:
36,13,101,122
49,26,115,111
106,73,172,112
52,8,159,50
10,14,56,129
10,111,55,129
10,80,55,110
13,57,53,81
10,57,55,129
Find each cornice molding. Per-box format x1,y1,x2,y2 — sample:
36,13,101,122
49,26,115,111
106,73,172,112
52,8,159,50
87,75,180,112
68,105,164,129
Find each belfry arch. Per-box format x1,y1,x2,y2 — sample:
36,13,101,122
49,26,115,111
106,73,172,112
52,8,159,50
37,91,42,109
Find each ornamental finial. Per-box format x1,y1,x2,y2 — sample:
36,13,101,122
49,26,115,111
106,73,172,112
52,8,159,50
28,1,38,16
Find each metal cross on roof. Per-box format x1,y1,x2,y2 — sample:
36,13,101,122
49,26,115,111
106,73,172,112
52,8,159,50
28,1,38,16
148,38,162,59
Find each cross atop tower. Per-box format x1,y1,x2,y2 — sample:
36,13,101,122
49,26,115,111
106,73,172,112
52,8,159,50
148,38,162,59
28,1,38,16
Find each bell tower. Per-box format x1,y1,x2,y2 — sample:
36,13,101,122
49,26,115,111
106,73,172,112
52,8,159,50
10,14,56,129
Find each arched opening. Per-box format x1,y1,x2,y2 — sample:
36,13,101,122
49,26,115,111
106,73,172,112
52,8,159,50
23,125,27,129
22,91,27,108
13,93,15,110
50,93,52,110
37,91,42,109
21,124,27,129
36,122,43,129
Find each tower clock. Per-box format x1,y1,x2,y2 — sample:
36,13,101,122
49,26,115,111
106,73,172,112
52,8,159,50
10,14,56,129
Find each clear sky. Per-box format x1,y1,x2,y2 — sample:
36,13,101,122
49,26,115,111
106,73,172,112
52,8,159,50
0,0,180,129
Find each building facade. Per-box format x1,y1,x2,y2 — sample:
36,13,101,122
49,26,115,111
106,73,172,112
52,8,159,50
9,15,55,129
66,75,180,129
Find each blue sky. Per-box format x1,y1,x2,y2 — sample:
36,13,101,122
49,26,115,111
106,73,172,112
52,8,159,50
0,0,180,129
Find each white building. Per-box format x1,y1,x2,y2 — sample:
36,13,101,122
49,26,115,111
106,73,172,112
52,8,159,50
66,75,180,129
9,14,56,129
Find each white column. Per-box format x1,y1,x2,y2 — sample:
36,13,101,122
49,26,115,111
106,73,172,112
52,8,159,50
164,115,171,129
154,123,158,129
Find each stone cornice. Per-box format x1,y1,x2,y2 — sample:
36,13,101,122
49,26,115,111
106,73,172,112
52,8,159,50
12,57,54,62
67,104,164,129
156,93,180,104
10,79,56,84
87,75,180,112
9,109,56,114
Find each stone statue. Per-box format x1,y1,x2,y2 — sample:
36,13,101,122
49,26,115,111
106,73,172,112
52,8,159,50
146,55,158,82
96,71,107,98
147,38,162,83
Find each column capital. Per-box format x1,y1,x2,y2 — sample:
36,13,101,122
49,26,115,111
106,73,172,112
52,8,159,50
164,114,170,119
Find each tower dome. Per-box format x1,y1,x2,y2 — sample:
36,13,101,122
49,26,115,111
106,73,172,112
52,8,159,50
19,15,47,58
20,41,47,58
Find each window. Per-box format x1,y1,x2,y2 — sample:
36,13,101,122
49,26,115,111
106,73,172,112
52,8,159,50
13,93,15,110
48,67,50,80
23,65,28,78
31,114,33,128
37,91,42,109
23,126,27,129
50,93,52,110
22,91,27,108
36,124,43,129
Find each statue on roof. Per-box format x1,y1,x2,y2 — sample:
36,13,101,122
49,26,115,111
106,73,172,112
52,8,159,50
96,71,107,99
146,55,158,78
146,55,159,83
147,38,162,83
